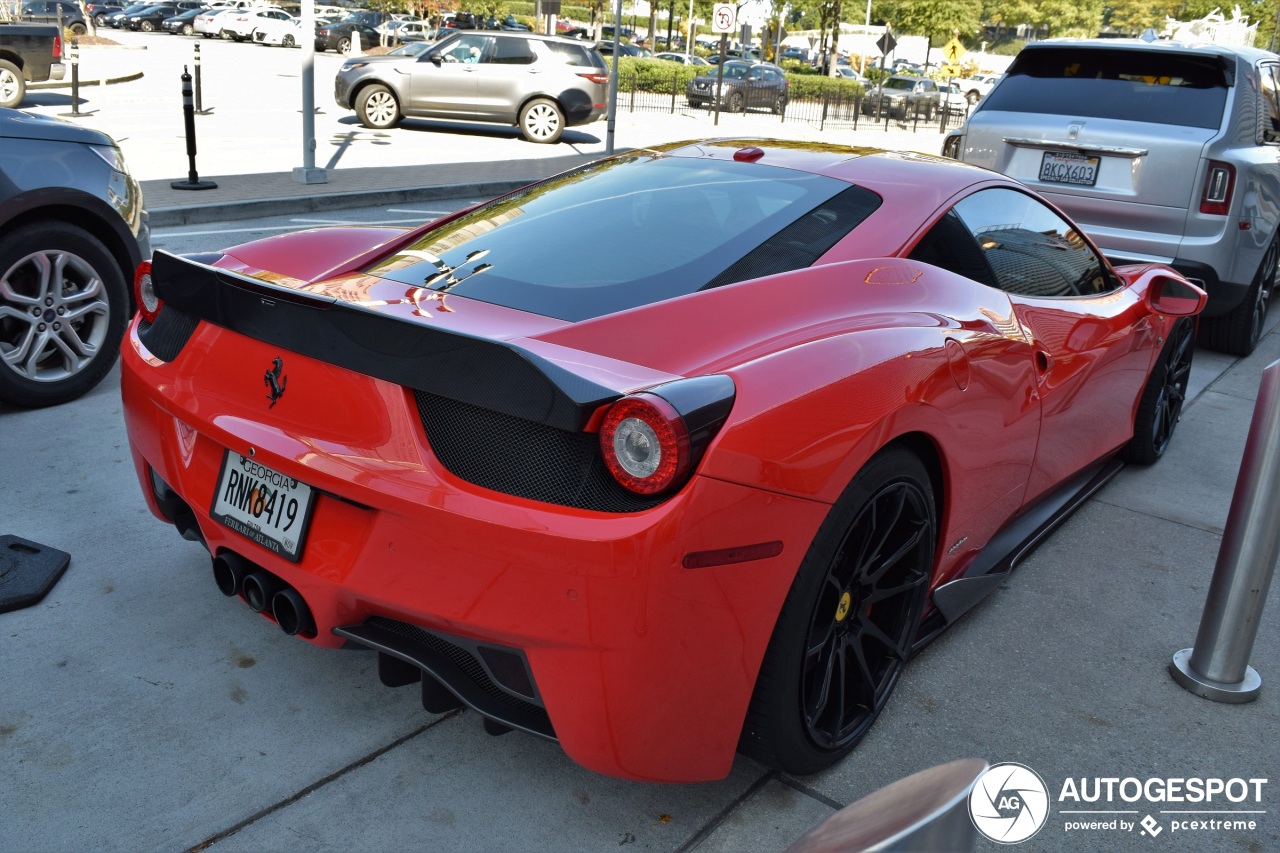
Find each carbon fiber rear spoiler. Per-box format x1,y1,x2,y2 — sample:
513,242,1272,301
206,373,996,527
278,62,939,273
149,250,621,431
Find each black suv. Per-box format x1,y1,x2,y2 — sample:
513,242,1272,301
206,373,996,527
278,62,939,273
0,108,149,407
18,0,88,35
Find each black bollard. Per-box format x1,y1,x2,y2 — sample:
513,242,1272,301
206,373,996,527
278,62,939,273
58,38,82,118
170,65,217,191
193,43,211,115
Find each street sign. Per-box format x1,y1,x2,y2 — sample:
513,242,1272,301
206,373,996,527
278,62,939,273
876,31,897,55
712,3,735,34
944,38,967,65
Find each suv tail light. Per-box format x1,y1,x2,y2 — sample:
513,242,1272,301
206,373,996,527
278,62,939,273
134,261,162,323
1200,160,1235,215
578,72,609,85
597,375,735,496
52,33,62,60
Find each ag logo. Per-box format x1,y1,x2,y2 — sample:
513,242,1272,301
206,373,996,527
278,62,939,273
968,762,1050,844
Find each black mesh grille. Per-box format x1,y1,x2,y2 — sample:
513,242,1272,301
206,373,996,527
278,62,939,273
414,391,666,513
137,305,199,363
367,617,548,721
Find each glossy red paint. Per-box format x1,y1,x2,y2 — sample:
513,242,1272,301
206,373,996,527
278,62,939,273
120,140,1205,782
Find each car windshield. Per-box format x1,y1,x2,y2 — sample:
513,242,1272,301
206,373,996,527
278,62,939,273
882,78,914,90
366,153,880,321
981,46,1229,129
719,63,753,79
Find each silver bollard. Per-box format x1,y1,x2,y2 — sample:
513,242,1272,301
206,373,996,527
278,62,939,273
1170,357,1280,702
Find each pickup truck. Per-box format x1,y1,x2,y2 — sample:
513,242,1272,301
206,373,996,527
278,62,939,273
0,23,65,108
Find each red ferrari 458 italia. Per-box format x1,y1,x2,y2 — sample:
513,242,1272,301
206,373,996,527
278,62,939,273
122,140,1205,782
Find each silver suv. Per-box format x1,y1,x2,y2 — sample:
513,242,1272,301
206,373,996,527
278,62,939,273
335,30,608,144
944,39,1280,355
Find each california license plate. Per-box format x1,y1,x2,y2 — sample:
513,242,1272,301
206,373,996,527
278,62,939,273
1039,151,1100,186
210,451,314,562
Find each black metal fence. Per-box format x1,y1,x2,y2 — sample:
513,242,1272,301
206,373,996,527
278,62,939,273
615,71,971,136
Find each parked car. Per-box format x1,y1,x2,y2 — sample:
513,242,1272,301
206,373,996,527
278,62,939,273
938,81,969,117
192,6,238,37
944,39,1280,355
335,30,608,143
834,65,867,84
121,139,1202,783
251,14,304,47
161,7,206,35
952,72,998,104
391,21,449,43
125,4,202,33
217,6,292,41
315,11,386,53
17,0,87,35
686,60,789,113
103,1,151,27
655,51,709,66
595,40,643,58
861,74,941,119
85,2,124,27
0,108,148,407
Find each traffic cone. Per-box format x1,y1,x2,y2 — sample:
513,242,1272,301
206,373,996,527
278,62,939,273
349,30,362,56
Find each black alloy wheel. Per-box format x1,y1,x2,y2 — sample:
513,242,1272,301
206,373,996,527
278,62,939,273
1199,234,1278,356
739,446,935,774
1124,317,1195,464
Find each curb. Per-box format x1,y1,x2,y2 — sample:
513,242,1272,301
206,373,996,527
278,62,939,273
30,70,145,90
144,179,533,227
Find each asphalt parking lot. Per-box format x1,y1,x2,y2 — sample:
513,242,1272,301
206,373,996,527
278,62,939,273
2,30,1279,852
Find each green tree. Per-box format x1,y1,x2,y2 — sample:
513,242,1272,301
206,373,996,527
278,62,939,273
879,0,981,43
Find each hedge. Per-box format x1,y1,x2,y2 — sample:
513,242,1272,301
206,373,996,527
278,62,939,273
616,58,865,100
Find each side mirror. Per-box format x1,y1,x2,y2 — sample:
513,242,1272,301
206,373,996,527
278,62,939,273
427,50,442,66
1148,274,1208,316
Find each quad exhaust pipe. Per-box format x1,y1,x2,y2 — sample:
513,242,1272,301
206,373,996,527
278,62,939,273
210,552,316,637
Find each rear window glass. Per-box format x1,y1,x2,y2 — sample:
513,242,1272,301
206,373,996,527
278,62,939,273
367,154,879,321
981,47,1229,129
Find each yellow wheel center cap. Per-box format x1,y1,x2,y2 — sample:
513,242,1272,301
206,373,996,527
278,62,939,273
835,591,852,622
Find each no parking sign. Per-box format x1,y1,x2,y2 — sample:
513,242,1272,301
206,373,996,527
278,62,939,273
712,3,736,34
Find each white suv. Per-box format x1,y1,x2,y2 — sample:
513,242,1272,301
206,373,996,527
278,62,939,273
944,39,1280,355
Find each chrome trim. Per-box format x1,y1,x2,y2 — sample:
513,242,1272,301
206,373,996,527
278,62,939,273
1002,137,1149,158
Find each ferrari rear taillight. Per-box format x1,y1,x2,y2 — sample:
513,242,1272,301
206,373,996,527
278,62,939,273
134,260,162,323
598,375,736,497
1200,160,1235,215
601,394,690,495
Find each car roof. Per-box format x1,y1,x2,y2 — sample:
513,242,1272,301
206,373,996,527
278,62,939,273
1027,37,1274,64
653,138,1008,205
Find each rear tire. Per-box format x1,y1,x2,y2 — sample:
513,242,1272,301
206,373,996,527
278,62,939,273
356,83,400,129
519,98,564,144
739,446,935,775
1123,317,1195,464
0,59,24,109
1199,234,1277,356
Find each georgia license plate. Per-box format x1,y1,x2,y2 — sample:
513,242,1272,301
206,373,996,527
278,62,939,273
1039,151,1100,186
210,451,314,562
